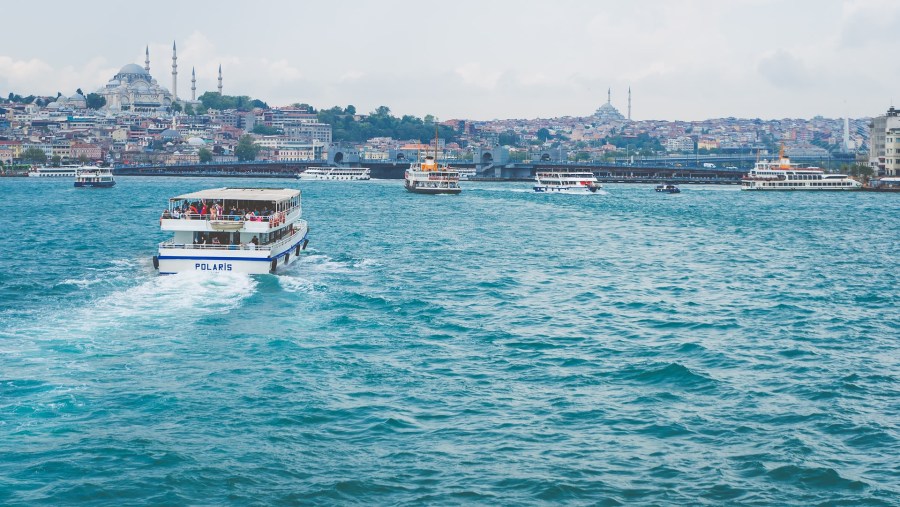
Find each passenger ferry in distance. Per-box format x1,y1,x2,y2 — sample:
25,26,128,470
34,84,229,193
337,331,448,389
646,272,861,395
741,148,861,191
154,187,309,275
74,166,115,187
298,166,371,180
28,165,78,177
457,167,477,181
533,171,602,193
404,154,462,194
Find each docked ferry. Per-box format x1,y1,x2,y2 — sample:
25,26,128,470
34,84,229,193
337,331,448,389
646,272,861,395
533,171,602,193
741,150,861,191
404,155,461,194
153,187,309,275
28,165,78,177
298,166,371,180
74,166,115,188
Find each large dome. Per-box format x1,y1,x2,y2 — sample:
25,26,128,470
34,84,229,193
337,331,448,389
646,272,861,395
118,63,148,75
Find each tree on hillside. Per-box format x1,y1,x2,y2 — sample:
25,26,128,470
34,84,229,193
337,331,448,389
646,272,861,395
85,93,106,109
537,128,553,142
199,91,268,112
76,88,83,95
22,147,47,165
234,135,259,161
291,103,317,112
198,148,213,163
498,131,520,147
252,125,281,135
51,155,61,167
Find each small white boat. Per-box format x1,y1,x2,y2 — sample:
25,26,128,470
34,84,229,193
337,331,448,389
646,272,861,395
457,167,476,181
154,187,309,275
533,171,601,193
74,166,115,188
298,167,370,180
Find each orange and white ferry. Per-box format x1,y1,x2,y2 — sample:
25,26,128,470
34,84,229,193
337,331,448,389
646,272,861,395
404,154,461,195
741,148,861,191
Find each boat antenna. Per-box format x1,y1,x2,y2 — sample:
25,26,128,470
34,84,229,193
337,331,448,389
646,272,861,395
434,123,439,166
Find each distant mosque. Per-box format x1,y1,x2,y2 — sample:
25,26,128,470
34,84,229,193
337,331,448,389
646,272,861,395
594,87,631,123
97,42,223,112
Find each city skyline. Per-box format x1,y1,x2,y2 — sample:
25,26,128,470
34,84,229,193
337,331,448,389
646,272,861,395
0,0,897,121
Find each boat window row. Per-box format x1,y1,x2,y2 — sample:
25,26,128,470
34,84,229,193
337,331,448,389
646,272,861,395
755,181,854,187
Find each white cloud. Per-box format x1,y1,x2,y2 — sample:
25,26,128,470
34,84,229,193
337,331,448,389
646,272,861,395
1,0,899,119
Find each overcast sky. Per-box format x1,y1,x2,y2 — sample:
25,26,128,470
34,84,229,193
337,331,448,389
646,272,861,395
0,0,897,121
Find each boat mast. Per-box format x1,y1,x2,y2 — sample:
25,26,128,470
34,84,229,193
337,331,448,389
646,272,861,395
433,123,439,168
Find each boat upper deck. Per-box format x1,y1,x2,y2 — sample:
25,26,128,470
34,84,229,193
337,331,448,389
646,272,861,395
170,187,300,203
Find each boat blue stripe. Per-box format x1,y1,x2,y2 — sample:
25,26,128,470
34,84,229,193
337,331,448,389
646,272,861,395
158,234,308,262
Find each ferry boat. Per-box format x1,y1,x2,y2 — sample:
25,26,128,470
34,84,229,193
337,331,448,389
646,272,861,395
741,149,861,191
457,167,477,181
28,165,78,177
153,187,310,275
298,166,371,180
74,166,115,188
533,171,602,193
404,155,461,194
655,183,681,194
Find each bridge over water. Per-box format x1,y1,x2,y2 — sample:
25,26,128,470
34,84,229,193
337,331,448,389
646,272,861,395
113,160,748,183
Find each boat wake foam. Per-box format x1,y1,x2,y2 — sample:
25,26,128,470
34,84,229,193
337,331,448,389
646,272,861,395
76,272,258,333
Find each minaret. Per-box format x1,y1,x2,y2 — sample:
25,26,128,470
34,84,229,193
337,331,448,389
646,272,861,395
843,116,851,152
628,86,632,121
217,64,223,95
191,67,196,101
144,45,150,73
607,87,611,104
171,41,178,101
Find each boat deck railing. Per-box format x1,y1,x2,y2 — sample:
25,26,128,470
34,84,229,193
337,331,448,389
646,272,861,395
160,212,290,223
159,223,307,252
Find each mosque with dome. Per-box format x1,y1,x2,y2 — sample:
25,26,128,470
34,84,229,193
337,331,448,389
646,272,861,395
96,43,221,112
594,87,631,123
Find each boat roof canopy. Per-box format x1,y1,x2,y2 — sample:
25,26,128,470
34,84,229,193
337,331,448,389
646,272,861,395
170,187,300,202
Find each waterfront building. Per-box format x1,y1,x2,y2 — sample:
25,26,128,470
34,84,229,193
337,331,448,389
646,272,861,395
665,136,695,153
255,136,324,161
868,107,900,176
283,123,332,143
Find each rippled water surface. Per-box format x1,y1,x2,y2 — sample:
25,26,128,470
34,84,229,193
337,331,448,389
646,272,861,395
1,177,898,505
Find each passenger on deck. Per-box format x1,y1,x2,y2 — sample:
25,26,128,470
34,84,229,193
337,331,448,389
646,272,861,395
161,209,172,219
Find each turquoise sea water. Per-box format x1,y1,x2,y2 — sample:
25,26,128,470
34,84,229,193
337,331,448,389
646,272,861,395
1,177,898,505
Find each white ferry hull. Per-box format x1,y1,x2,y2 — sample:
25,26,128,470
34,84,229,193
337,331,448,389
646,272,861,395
533,185,599,194
404,180,462,194
28,170,78,177
156,233,309,275
741,182,861,191
298,174,370,181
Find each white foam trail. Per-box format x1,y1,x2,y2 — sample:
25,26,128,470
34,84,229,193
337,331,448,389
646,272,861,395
295,254,355,274
277,276,315,293
51,272,259,339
